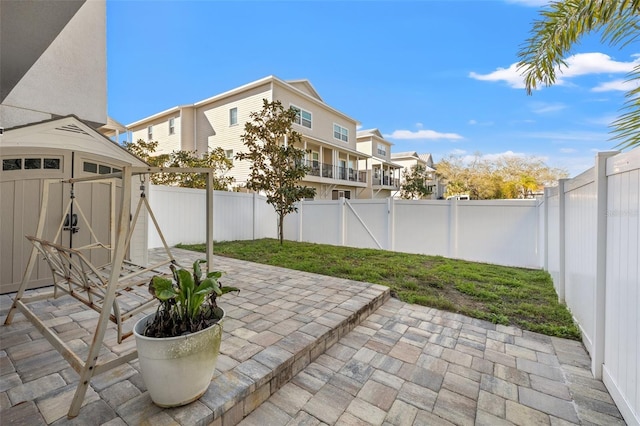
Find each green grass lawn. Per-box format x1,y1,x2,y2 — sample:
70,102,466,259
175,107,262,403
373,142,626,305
178,239,580,340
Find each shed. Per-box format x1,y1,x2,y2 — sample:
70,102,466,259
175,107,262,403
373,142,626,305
0,116,148,294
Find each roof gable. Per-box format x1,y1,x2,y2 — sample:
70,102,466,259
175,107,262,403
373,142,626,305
357,128,383,138
285,80,323,102
3,115,147,166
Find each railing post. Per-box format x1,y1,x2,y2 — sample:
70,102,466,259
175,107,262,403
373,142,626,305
592,151,618,379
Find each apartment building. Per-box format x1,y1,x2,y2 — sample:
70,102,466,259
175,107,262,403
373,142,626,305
391,151,444,199
127,76,371,200
356,129,402,199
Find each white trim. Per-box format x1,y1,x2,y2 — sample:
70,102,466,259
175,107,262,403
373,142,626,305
126,76,360,129
229,107,238,126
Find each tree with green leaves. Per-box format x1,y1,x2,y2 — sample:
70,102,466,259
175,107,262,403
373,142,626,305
518,0,640,150
123,139,234,190
236,99,316,245
400,165,434,199
435,153,567,200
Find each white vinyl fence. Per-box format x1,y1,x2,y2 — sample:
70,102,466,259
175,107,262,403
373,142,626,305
146,147,639,425
283,198,542,268
147,185,276,247
543,150,639,426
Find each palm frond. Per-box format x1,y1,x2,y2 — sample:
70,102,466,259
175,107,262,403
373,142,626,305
518,0,640,149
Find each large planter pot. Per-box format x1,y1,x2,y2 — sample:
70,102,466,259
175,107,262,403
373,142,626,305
133,310,224,407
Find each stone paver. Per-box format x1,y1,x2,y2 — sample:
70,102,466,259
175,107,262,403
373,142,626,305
0,248,628,425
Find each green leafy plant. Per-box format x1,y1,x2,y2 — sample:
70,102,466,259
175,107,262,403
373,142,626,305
143,260,239,338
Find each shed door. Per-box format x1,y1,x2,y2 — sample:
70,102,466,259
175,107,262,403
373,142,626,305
1,149,127,294
1,149,70,293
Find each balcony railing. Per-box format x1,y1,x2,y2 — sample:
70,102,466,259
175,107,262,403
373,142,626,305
301,160,366,183
372,176,400,187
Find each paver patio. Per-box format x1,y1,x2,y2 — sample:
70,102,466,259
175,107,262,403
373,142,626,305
0,249,626,425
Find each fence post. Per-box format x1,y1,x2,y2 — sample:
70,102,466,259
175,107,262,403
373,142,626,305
448,199,458,258
297,201,303,242
339,197,346,246
252,192,257,240
387,197,394,251
543,187,550,271
557,179,567,303
592,151,618,379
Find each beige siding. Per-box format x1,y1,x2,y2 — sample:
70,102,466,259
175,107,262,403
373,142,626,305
180,107,195,152
129,114,182,155
196,83,272,188
356,140,373,156
272,85,358,152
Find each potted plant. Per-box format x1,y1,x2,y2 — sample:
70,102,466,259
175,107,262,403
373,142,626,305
133,259,238,407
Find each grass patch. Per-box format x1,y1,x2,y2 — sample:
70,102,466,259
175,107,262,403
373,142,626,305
177,239,580,340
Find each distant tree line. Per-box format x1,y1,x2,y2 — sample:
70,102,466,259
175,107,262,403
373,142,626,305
435,153,568,200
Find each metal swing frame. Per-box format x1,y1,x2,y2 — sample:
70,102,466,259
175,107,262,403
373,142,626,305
3,166,215,418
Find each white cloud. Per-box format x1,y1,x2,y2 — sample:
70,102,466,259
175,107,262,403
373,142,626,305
450,148,467,155
469,63,526,89
384,129,463,141
470,52,640,89
559,148,577,154
591,79,640,92
415,122,423,128
560,53,639,78
468,119,477,125
530,102,567,114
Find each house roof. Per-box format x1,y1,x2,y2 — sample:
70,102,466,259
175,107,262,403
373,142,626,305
356,128,394,146
391,151,420,159
4,115,148,166
286,80,323,102
357,128,383,138
418,153,434,165
127,75,360,129
98,116,127,137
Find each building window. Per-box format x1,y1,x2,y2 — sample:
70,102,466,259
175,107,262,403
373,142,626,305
225,149,234,160
377,143,386,156
333,124,349,142
229,107,238,126
169,118,175,135
291,105,312,128
147,125,153,141
332,190,351,200
99,165,111,174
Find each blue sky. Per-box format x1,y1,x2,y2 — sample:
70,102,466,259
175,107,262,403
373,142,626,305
107,0,639,177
